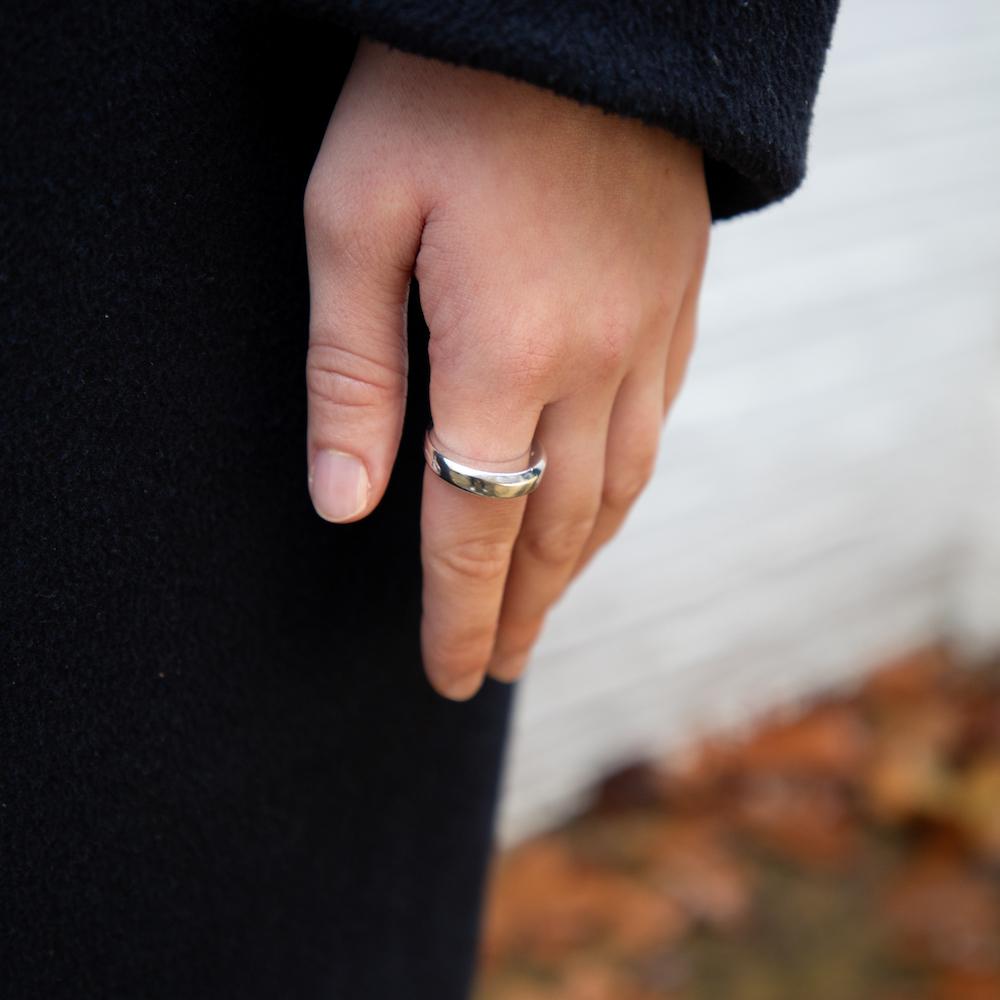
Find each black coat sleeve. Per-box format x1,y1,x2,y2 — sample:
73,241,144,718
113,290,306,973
287,0,840,219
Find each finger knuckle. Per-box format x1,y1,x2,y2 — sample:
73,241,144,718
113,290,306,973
319,211,381,271
302,172,328,230
513,340,565,390
495,303,571,390
650,281,682,327
428,536,511,584
522,514,596,567
462,333,557,402
305,172,360,244
306,342,404,412
588,296,641,372
305,172,415,271
602,473,650,512
603,439,659,511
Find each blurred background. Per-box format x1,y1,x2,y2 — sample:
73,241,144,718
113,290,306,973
477,0,1000,995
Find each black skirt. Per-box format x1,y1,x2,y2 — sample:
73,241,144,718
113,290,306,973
0,2,837,997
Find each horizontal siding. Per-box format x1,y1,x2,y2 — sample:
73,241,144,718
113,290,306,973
499,0,1000,842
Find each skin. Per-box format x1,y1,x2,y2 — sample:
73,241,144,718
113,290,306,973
304,40,710,700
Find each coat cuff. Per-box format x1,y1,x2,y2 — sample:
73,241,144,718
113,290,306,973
290,0,840,220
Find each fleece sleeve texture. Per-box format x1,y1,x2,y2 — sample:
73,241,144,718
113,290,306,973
288,0,841,219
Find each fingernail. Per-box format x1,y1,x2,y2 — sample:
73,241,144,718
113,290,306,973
310,450,369,522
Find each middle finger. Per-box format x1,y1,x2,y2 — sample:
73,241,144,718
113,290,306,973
486,387,617,682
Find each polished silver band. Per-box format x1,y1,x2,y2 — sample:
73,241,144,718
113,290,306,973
423,427,546,499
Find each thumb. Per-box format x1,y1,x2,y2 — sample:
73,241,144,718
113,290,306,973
303,177,422,523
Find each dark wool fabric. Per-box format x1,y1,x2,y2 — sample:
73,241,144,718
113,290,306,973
0,1,838,998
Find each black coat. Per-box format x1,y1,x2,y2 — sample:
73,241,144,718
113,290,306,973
0,2,838,997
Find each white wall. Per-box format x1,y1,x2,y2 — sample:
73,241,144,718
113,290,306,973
499,0,1000,843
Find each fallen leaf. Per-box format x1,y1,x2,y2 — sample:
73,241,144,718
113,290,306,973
736,774,859,867
645,820,752,930
734,702,871,782
591,762,669,814
933,969,1000,1000
883,854,1000,972
481,837,688,969
861,647,954,706
945,758,1000,861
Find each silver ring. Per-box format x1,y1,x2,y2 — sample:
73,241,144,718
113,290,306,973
423,427,546,499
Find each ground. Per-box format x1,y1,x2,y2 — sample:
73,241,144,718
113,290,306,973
475,648,1000,999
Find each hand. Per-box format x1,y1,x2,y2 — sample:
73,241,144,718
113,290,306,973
304,41,710,700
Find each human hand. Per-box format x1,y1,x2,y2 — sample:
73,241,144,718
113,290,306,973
304,41,710,700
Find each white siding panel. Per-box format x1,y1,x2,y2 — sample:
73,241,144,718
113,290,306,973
498,0,1000,843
